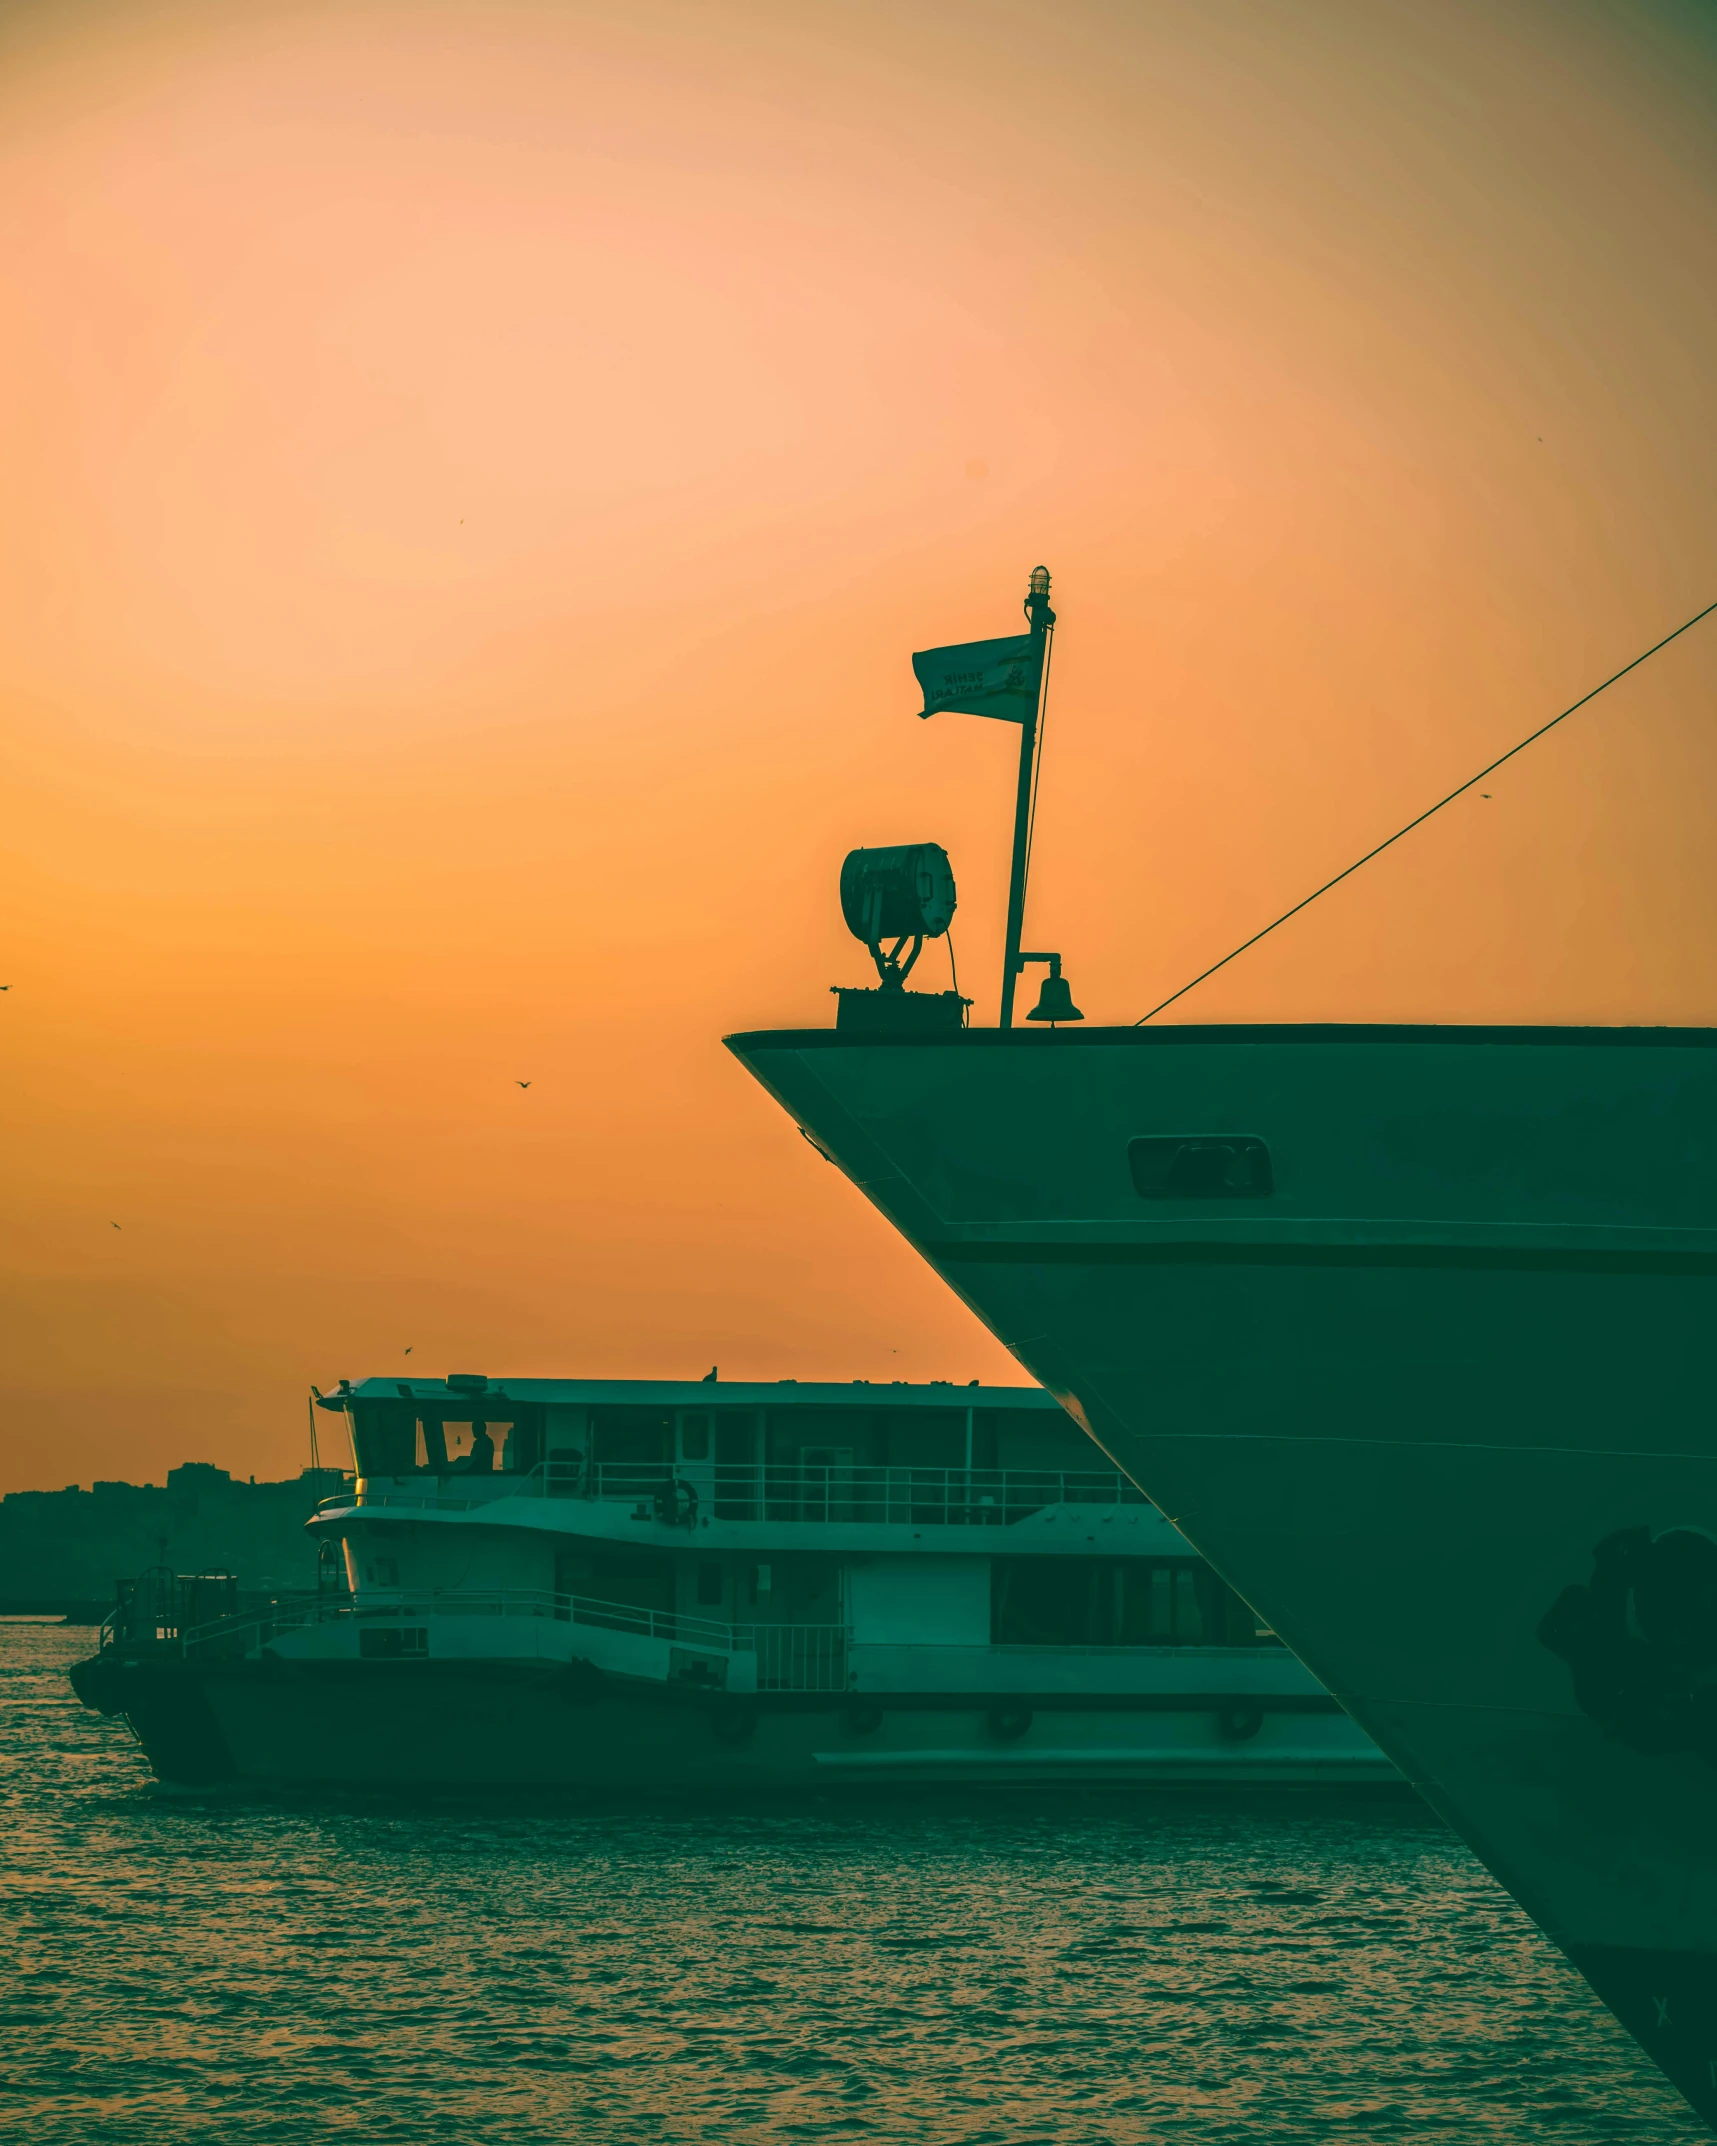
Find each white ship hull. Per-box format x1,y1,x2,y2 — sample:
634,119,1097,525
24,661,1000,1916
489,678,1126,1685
726,1023,1717,2127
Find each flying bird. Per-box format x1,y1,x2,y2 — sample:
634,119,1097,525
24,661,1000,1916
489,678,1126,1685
111,1222,121,1230
516,1081,532,1089
404,1348,413,1356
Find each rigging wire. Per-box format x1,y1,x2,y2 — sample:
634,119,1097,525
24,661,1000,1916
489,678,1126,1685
1134,595,1717,1026
1022,625,1056,898
946,923,966,1024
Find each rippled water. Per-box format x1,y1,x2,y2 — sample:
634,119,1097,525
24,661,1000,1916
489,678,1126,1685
2,1626,1694,2143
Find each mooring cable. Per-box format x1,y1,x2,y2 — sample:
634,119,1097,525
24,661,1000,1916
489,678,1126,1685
1133,596,1717,1025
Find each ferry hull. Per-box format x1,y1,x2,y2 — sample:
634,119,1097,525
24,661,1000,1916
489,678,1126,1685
725,1024,1717,2128
75,1655,1389,1790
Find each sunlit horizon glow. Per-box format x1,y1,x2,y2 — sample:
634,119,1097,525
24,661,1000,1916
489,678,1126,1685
3,0,1716,1492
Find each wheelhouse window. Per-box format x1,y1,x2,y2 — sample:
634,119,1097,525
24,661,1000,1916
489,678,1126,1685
348,1401,542,1478
348,1402,414,1478
991,1557,1269,1647
1128,1136,1273,1199
428,1420,510,1473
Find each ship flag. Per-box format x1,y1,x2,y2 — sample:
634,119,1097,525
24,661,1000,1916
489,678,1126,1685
912,632,1042,724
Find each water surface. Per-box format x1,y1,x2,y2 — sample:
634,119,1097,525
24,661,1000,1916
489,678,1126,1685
1,1626,1692,2142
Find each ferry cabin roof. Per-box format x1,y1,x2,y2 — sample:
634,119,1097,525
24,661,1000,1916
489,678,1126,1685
328,1376,1059,1412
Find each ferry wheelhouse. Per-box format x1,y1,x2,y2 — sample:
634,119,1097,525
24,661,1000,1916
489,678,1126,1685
75,1376,1390,1789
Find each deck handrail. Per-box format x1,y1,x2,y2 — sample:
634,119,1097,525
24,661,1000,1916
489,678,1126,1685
537,1461,1147,1527
314,1488,483,1516
177,1585,847,1664
316,1463,1146,1526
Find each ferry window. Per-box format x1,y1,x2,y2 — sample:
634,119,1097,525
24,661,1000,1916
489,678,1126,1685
543,1406,587,1472
555,1550,675,1617
425,1421,508,1475
769,1406,862,1465
714,1412,762,1519
715,1412,759,1467
1128,1136,1273,1199
500,1411,544,1475
764,1444,863,1523
992,1559,1105,1646
592,1410,674,1465
1195,1568,1262,1645
1116,1564,1206,1644
993,1558,1260,1646
680,1414,712,1463
696,1563,724,1607
874,1409,964,1470
350,1403,415,1478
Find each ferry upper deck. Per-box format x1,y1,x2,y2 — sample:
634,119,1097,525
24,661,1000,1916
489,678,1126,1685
316,1374,1145,1534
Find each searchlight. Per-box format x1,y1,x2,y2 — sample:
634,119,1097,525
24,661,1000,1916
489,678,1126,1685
833,843,968,1034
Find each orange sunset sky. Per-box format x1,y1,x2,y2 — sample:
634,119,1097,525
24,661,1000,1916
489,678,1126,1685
3,0,1716,1493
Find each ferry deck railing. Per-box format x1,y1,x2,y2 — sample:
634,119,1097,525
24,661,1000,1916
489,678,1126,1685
317,1463,1147,1527
160,1587,848,1691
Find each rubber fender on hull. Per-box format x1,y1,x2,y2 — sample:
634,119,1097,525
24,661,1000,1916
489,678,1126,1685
986,1705,1032,1742
1217,1703,1265,1743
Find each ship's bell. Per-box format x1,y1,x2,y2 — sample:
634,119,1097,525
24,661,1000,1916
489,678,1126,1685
1027,970,1083,1024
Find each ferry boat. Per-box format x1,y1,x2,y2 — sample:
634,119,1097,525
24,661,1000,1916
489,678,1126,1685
70,1375,1392,1791
725,1020,1717,2127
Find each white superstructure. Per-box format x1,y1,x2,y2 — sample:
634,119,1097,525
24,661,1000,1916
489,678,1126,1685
82,1377,1392,1790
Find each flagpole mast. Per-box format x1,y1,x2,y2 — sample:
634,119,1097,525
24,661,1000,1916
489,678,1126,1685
999,565,1054,1028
